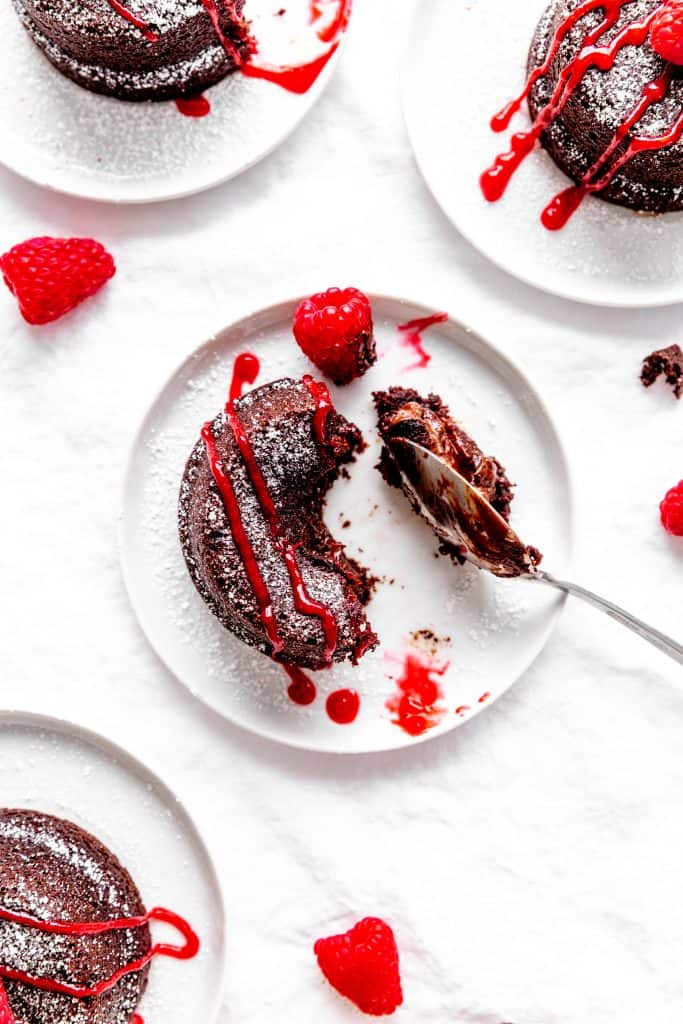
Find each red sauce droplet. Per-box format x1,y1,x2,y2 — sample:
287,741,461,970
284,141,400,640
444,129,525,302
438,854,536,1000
326,688,360,724
175,93,211,118
0,906,198,999
284,665,317,705
397,313,448,371
455,705,470,717
230,351,261,403
478,692,491,704
386,652,448,736
482,1,683,229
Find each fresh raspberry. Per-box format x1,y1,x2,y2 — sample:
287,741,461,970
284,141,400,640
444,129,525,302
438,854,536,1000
650,1,683,65
314,917,403,1016
660,480,683,536
0,980,15,1024
0,236,116,325
293,286,376,386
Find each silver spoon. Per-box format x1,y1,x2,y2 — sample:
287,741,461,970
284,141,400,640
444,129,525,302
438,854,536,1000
389,438,683,666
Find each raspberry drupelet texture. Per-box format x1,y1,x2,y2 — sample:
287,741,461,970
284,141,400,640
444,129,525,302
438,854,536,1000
0,236,116,325
293,287,376,386
650,0,683,64
314,917,403,1016
660,480,683,535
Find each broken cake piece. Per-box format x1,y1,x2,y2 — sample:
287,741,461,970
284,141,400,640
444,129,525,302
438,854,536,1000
373,386,542,576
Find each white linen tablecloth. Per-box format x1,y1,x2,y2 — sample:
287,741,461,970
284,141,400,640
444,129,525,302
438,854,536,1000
1,2,682,1020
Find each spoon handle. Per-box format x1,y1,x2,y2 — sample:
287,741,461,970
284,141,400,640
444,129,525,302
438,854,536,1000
532,570,683,666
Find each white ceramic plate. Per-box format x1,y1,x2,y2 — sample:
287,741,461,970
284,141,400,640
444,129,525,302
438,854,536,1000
402,0,683,308
120,293,572,754
0,711,225,1024
0,0,344,203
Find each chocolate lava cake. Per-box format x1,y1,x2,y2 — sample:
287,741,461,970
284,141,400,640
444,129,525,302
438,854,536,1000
528,0,683,213
12,0,254,101
374,387,542,576
0,809,150,1024
179,377,378,670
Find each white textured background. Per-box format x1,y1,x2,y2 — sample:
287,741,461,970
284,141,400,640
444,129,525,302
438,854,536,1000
1,1,683,1021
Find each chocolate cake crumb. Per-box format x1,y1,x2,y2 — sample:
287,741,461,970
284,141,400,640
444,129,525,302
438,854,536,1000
641,344,683,399
410,628,452,656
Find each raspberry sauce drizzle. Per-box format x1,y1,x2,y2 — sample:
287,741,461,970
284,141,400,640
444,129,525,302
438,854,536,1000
240,0,353,94
386,652,448,736
0,979,14,1024
398,313,448,371
106,0,351,96
229,351,260,403
0,905,198,999
481,1,683,228
106,0,159,41
202,421,284,654
199,0,245,63
542,68,679,228
175,94,212,117
326,688,360,724
489,0,620,133
224,366,338,663
301,374,333,445
284,665,317,705
203,355,338,663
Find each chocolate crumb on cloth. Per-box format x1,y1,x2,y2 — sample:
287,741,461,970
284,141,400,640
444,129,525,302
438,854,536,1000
641,344,683,399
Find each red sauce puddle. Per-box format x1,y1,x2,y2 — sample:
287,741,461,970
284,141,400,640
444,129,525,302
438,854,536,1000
326,688,360,724
104,0,355,110
175,94,212,118
481,0,683,229
386,652,448,736
242,0,352,91
0,905,197,1003
397,312,448,371
202,354,338,665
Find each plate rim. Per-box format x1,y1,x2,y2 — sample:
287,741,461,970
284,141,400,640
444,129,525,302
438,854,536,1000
0,707,227,1021
400,0,683,310
119,290,575,754
0,9,344,205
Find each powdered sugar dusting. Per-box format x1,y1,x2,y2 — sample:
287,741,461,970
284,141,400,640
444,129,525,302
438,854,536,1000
121,300,571,751
529,0,683,211
404,0,683,304
0,0,342,201
0,719,224,1024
